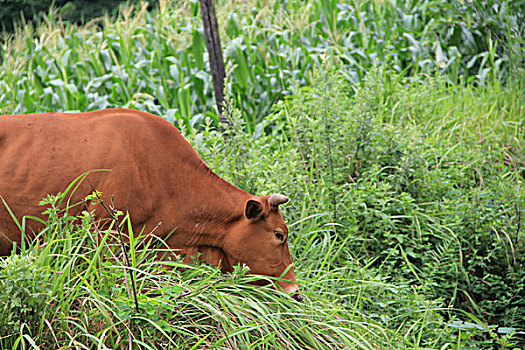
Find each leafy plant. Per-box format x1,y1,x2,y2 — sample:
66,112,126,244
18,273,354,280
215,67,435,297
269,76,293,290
0,253,51,343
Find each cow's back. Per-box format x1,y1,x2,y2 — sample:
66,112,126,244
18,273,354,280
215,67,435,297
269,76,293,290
0,108,203,255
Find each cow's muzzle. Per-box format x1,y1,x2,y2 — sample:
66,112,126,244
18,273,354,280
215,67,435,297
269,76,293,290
291,293,304,302
281,281,303,301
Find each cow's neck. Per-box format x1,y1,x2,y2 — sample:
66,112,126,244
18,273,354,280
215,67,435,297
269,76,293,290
169,163,249,249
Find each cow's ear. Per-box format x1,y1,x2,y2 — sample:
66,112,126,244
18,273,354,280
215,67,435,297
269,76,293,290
245,199,264,221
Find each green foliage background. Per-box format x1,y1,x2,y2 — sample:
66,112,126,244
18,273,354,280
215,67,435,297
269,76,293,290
0,0,159,32
0,0,524,348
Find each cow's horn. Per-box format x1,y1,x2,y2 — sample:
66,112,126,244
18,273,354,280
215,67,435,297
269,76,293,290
269,193,289,207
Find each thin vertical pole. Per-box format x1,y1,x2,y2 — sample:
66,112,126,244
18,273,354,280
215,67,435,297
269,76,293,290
199,0,227,124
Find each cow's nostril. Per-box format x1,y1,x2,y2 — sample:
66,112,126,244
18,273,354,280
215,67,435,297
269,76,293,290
291,293,304,302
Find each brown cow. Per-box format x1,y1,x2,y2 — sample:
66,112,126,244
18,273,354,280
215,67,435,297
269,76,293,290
0,108,300,297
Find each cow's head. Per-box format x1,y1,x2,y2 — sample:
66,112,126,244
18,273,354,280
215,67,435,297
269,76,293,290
221,193,298,296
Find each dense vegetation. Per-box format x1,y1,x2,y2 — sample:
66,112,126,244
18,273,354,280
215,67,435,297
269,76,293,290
0,0,524,348
0,0,158,32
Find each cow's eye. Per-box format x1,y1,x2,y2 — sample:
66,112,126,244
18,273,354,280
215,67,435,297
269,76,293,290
274,231,284,241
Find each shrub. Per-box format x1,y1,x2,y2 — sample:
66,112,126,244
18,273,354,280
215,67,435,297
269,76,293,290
0,253,51,343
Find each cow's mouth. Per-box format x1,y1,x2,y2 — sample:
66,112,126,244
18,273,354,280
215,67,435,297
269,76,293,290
196,245,302,300
292,293,304,302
